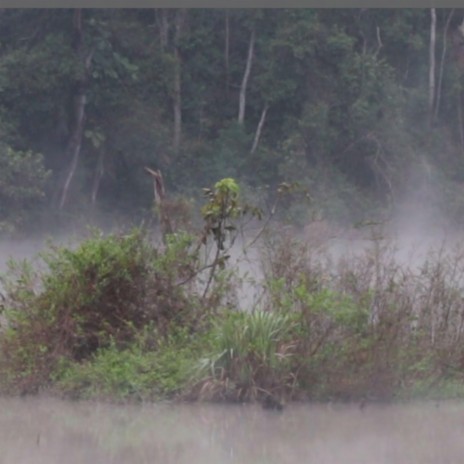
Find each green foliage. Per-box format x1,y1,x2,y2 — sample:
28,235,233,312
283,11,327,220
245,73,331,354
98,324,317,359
0,144,50,233
199,310,299,401
201,178,240,239
55,329,202,401
0,8,458,226
40,230,154,354
4,214,464,402
201,177,261,251
208,123,252,181
0,172,264,395
55,342,158,401
0,228,200,393
295,287,369,333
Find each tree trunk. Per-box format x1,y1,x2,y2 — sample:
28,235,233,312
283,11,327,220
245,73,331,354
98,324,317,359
250,104,268,154
145,167,173,243
458,92,464,158
91,148,105,205
156,9,169,51
429,8,437,126
374,26,383,57
59,9,92,210
225,10,230,96
173,47,182,153
238,28,255,125
59,92,86,209
434,9,455,123
172,9,186,153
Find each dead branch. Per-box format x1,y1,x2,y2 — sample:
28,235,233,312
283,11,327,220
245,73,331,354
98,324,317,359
145,167,173,242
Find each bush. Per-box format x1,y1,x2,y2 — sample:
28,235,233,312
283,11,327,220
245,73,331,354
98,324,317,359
196,310,299,402
55,328,206,401
0,229,199,394
0,177,261,396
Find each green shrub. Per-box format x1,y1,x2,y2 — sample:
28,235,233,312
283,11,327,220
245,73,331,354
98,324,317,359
198,310,299,401
0,177,263,396
55,329,204,401
0,228,198,394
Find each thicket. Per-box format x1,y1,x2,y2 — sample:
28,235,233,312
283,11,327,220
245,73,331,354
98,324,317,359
2,180,464,404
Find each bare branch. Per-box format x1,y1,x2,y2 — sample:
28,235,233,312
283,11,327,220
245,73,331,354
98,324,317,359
374,26,383,58
145,167,173,241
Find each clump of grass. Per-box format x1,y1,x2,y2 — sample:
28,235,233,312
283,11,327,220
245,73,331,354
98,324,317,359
195,310,299,402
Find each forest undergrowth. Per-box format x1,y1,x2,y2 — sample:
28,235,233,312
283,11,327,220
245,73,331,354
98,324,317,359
1,179,464,407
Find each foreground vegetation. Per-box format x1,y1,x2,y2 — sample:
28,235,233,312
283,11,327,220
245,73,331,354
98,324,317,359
2,179,464,406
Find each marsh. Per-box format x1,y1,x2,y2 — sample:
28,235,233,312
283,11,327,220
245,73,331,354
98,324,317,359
1,397,464,464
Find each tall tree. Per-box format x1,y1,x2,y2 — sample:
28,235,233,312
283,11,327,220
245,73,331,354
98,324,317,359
428,8,437,126
238,27,255,125
58,9,93,209
173,9,187,153
224,9,230,96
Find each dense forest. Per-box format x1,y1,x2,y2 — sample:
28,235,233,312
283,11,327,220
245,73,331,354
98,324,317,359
2,8,464,233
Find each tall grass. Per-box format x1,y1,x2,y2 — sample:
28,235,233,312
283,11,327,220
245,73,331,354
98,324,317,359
196,310,298,402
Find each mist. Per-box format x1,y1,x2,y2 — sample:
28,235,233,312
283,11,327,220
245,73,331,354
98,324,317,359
1,397,464,464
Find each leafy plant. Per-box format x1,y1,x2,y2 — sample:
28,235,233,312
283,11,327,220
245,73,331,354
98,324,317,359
55,329,203,401
0,144,50,233
198,310,299,401
0,228,196,393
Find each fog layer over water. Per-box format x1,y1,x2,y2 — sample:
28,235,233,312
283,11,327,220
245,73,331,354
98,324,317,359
1,397,464,464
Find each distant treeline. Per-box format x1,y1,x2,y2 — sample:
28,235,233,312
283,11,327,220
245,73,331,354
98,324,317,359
1,9,464,232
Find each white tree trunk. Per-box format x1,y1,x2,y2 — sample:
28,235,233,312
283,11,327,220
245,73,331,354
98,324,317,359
91,148,105,205
159,9,169,51
225,10,230,96
458,93,464,157
145,167,173,243
250,104,269,154
429,8,437,125
238,28,255,125
59,93,86,209
172,9,186,153
434,9,454,123
59,9,92,210
173,47,182,153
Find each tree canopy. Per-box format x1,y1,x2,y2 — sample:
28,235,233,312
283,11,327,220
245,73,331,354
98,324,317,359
1,8,464,232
